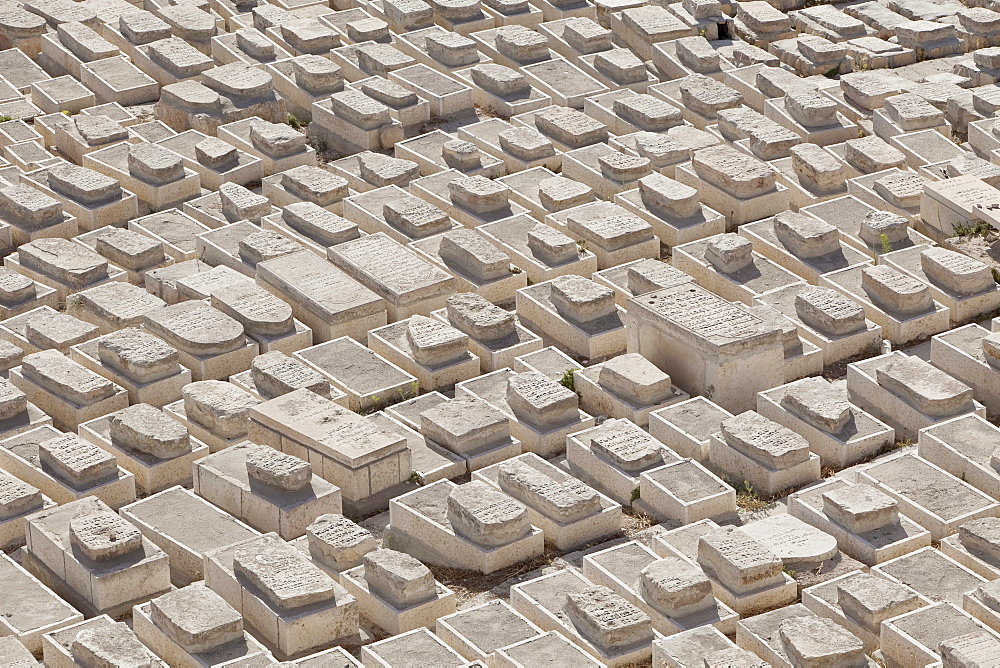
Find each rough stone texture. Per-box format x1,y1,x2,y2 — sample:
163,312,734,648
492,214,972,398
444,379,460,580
565,585,652,650
959,518,1000,561
837,574,921,630
72,623,154,668
110,403,190,459
182,380,259,439
822,484,898,533
598,353,672,404
250,351,330,399
795,286,866,336
721,411,809,469
69,510,142,560
780,377,851,434
446,480,531,546
875,355,973,417
363,548,436,608
149,583,243,654
507,371,578,428
245,444,311,491
778,616,865,667
98,328,178,383
639,557,712,616
705,233,753,273
497,459,600,521
308,514,377,571
232,533,338,610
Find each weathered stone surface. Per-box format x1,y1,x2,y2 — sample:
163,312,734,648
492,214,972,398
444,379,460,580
358,152,419,187
822,484,898,533
861,265,934,316
638,173,699,218
590,418,664,473
0,378,26,422
959,518,1000,562
837,574,921,630
790,143,844,192
446,480,531,546
778,616,865,667
794,286,866,336
678,74,742,118
698,525,783,590
406,315,468,367
110,403,190,460
308,514,376,571
940,631,1000,668
182,380,259,439
245,444,311,491
471,63,530,97
705,233,753,274
0,470,42,521
526,223,577,264
232,533,338,610
639,557,713,617
859,211,909,246
94,228,165,271
446,293,515,341
780,377,851,434
507,371,578,428
149,583,243,654
921,247,994,296
22,350,116,406
69,510,142,560
39,433,117,490
363,548,436,608
420,397,508,454
98,328,179,383
537,176,592,212
0,185,63,230
875,355,973,417
720,411,810,469
72,623,154,668
773,211,840,259
128,143,184,184
448,175,509,214
211,281,294,336
565,585,652,650
598,353,671,405
251,351,330,399
692,145,776,198
549,274,616,325
19,238,107,289
282,203,358,246
143,301,245,356
383,196,451,238
497,459,600,521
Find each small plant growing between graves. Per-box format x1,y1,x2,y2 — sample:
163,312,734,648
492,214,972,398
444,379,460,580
559,368,575,392
954,221,993,238
0,115,12,123
408,470,424,486
630,486,641,503
880,233,892,256
878,438,912,456
993,268,1000,285
703,384,715,400
733,480,770,512
287,114,307,130
783,566,797,578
